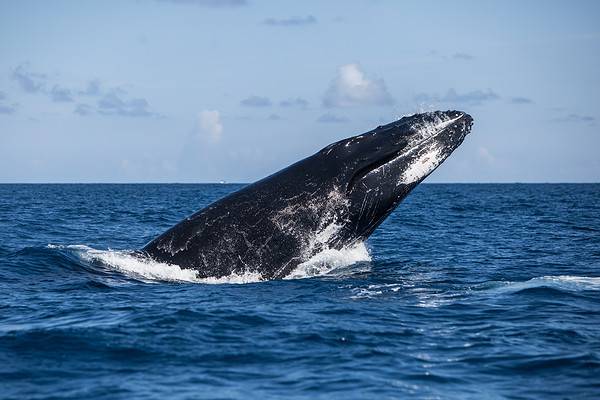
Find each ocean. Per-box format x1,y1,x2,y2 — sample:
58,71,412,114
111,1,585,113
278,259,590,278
1,183,599,399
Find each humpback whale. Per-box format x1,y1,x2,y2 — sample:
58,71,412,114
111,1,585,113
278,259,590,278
143,110,473,280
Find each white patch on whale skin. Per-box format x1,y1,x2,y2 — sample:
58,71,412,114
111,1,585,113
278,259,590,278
399,145,444,184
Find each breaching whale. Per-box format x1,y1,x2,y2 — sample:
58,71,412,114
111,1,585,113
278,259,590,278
143,110,473,280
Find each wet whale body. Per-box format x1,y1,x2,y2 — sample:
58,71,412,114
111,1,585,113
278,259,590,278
143,110,473,280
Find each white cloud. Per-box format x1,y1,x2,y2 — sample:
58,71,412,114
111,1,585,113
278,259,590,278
323,63,394,108
198,110,223,141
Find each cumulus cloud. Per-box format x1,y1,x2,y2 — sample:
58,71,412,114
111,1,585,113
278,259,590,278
510,96,533,104
414,88,499,106
279,97,308,108
263,15,317,27
240,95,272,107
12,64,47,93
156,0,246,7
198,110,223,141
323,64,394,108
317,113,348,123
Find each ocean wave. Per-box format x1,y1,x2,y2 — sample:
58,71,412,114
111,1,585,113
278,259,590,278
348,275,600,303
477,275,600,294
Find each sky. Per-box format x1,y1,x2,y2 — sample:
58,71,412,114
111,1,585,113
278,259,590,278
0,0,599,183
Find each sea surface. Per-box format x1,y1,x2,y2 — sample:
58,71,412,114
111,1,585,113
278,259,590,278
1,183,599,399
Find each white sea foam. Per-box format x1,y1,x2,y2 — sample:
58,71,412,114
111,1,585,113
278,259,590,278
285,242,371,280
49,242,370,284
314,222,342,244
195,271,264,285
350,283,404,299
349,282,461,307
52,244,202,282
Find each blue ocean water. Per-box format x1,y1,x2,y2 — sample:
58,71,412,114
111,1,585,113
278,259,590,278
0,183,599,399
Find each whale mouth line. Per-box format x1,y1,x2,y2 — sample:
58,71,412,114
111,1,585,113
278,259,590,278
347,147,407,193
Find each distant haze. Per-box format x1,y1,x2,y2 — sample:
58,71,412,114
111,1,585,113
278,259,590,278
0,0,598,183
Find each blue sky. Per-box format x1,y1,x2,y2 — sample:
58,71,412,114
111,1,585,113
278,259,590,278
0,0,598,182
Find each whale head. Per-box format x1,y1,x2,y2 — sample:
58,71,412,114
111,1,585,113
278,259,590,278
315,110,473,245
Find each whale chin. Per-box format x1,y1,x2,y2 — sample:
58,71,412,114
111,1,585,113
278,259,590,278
143,110,473,280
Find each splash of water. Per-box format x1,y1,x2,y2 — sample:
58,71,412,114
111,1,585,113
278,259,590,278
51,244,200,282
285,242,371,280
48,242,370,284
